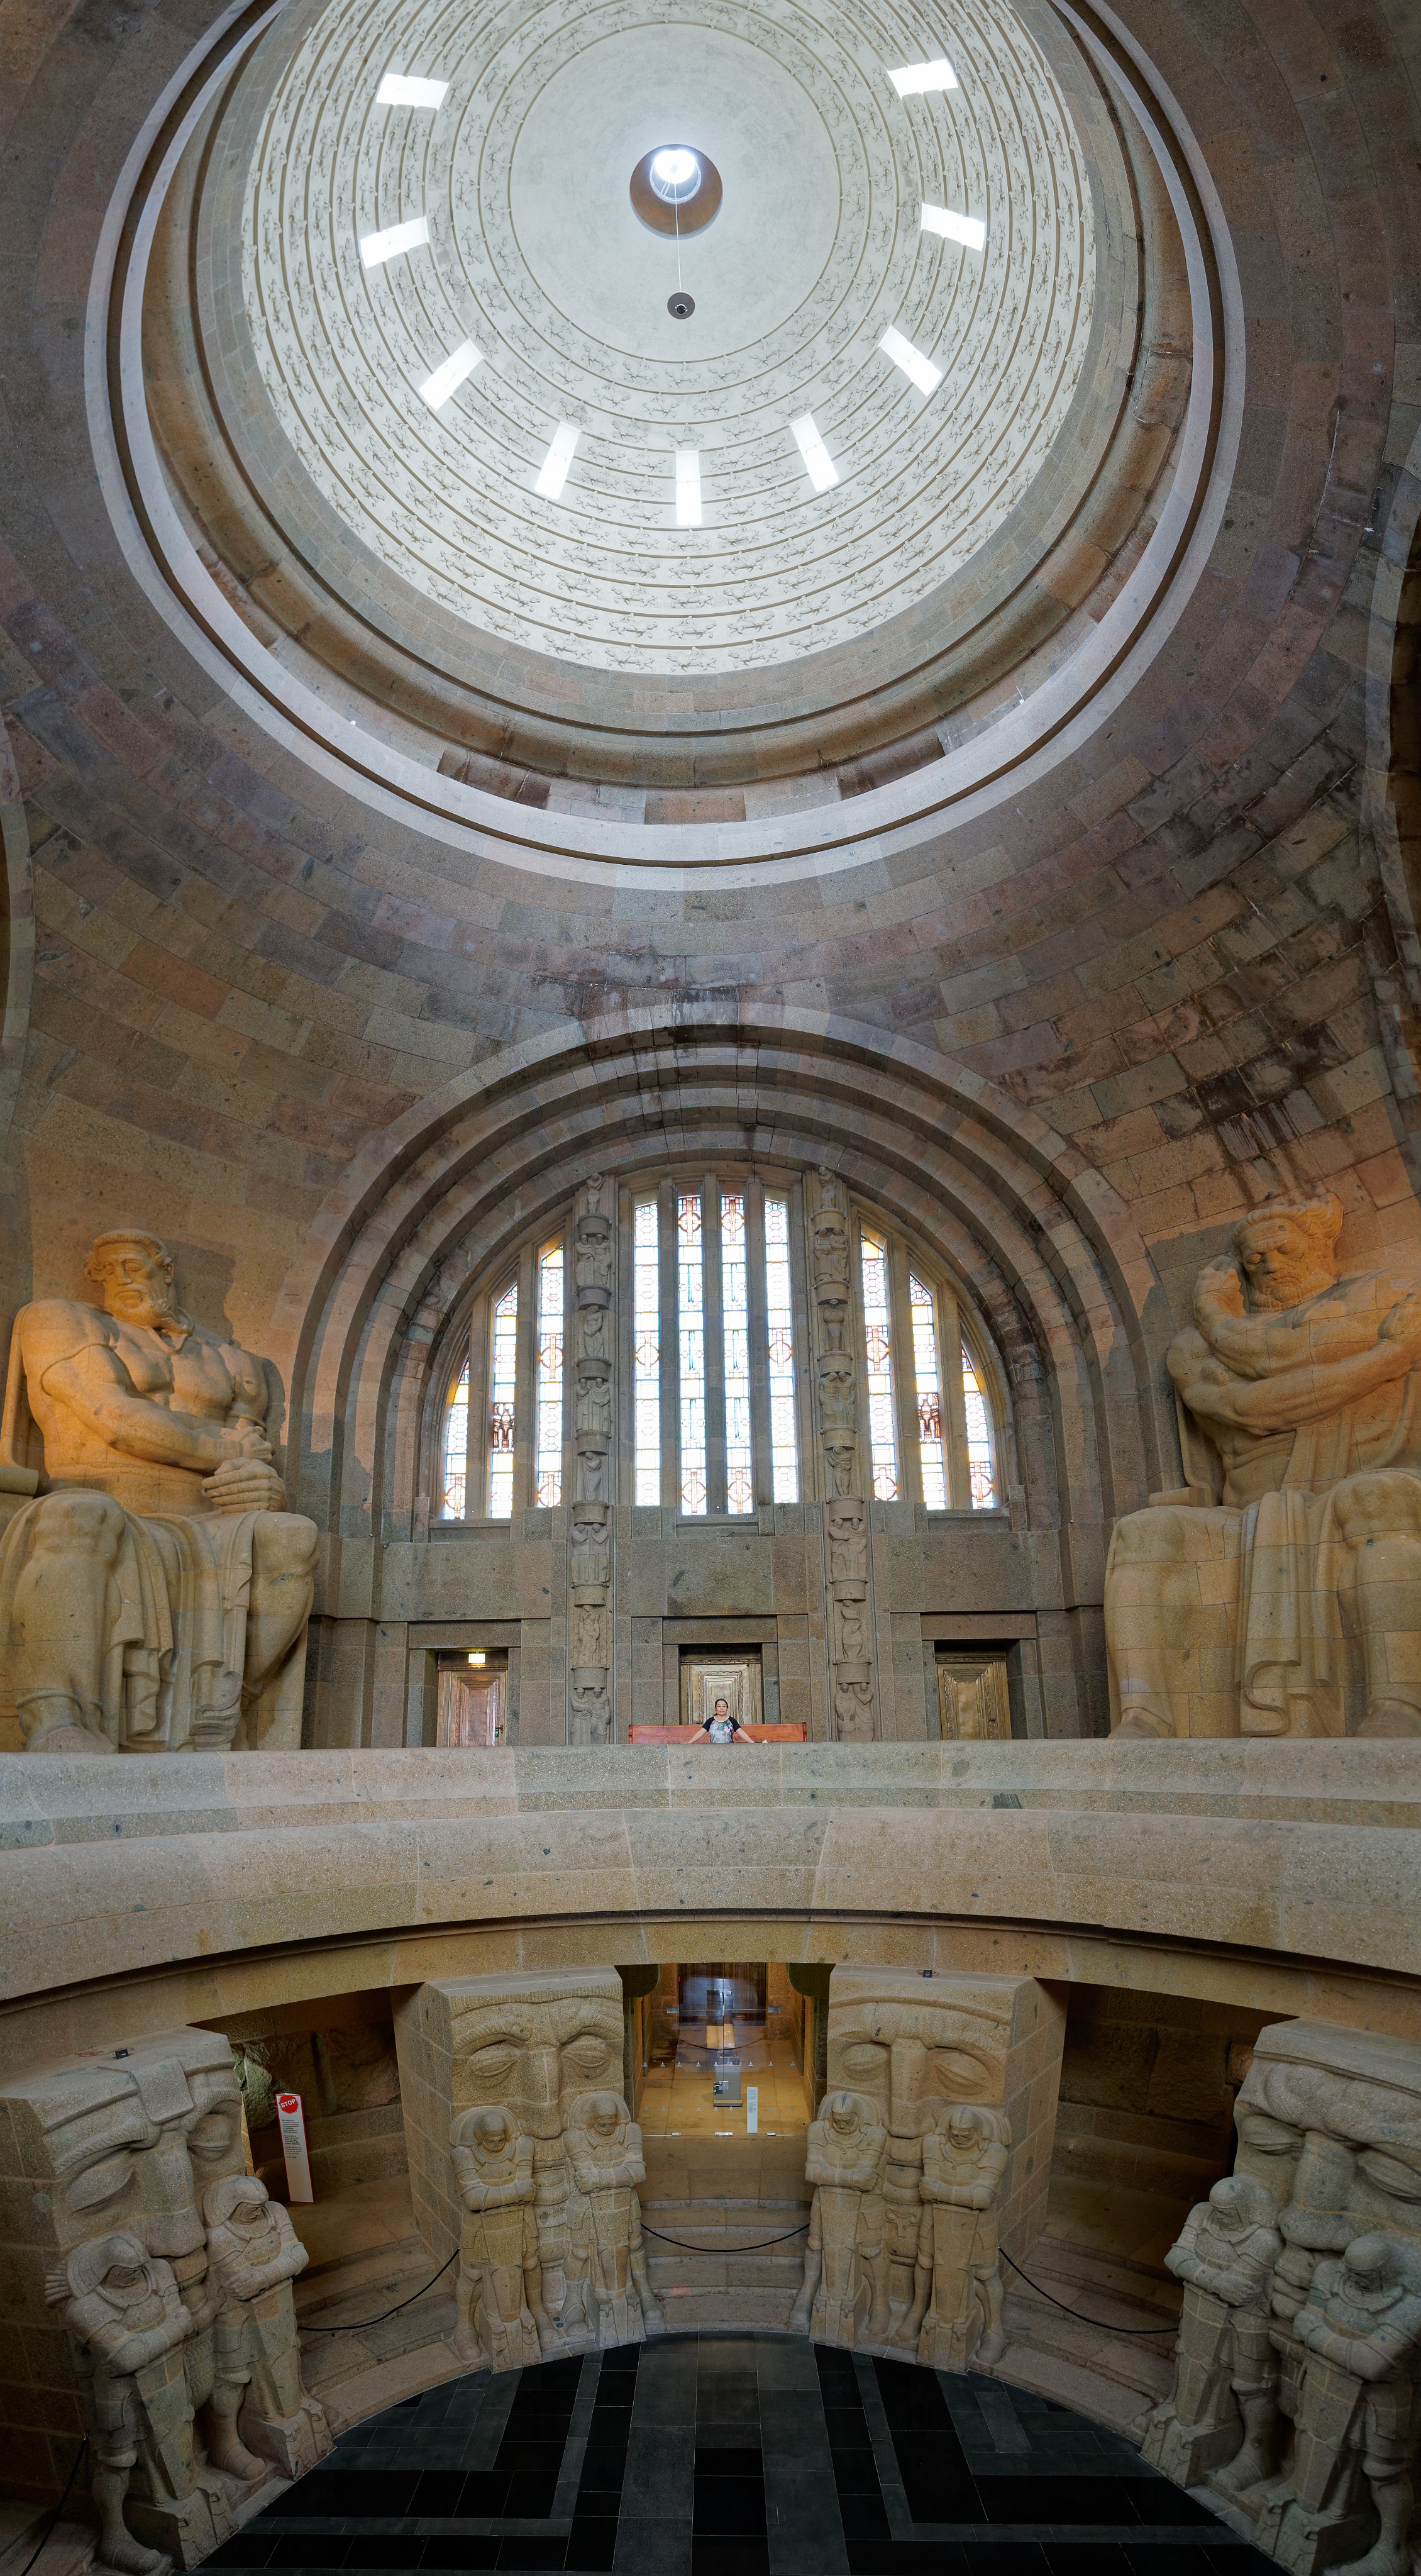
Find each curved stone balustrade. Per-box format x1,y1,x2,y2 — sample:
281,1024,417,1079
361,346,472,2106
4,1743,1418,2065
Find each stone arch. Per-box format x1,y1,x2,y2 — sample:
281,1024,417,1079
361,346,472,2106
265,1006,1178,1557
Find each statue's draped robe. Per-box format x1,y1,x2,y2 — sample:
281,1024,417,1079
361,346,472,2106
1107,1282,1421,1736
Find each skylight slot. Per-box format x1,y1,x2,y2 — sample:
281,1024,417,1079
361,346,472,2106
375,73,448,108
889,57,958,95
921,203,986,251
417,340,481,409
675,450,702,528
878,326,943,397
359,216,430,270
790,413,839,494
535,423,581,500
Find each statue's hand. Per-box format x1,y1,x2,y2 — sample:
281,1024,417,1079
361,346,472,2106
1379,1291,1421,1353
204,1457,287,1514
217,1420,275,1465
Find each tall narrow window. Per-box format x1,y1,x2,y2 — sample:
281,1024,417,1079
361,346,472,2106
487,1282,518,1517
534,1240,564,1506
860,1228,899,1500
440,1354,469,1519
634,1199,661,1504
721,1191,753,1513
678,1192,707,1514
909,1274,948,1509
763,1196,799,1504
961,1344,998,1507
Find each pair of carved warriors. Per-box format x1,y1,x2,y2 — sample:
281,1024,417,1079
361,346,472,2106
53,2175,323,2576
1145,2177,1421,2576
451,2092,663,2367
790,2090,1010,2370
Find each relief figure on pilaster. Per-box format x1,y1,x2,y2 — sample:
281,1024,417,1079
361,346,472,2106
1105,1194,1421,1739
788,2092,886,2347
917,2106,1010,2371
569,1506,611,1591
810,1190,851,1354
1142,2175,1283,2492
826,1497,867,1582
0,1231,317,1753
563,2091,663,2346
450,2108,548,2370
201,2175,329,2480
51,2234,194,2576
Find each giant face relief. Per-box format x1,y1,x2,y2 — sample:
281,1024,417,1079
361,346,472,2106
448,1970,624,2141
1,2028,245,2267
826,1970,1014,2138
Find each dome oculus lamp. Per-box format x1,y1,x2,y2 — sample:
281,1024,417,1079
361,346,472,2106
629,143,722,317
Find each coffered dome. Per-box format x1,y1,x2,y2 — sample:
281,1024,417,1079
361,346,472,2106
238,0,1098,678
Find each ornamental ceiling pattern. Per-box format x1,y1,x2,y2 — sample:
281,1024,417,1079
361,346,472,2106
241,0,1096,677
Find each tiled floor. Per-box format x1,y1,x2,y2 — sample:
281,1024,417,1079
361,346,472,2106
206,2333,1279,2575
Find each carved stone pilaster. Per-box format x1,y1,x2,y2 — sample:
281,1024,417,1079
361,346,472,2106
569,1177,614,1745
810,1168,876,1741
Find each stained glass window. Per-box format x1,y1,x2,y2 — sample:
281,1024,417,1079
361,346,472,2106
634,1199,660,1505
440,1353,469,1519
487,1282,517,1518
534,1240,563,1507
764,1196,798,1504
860,1227,898,1500
678,1192,707,1514
910,1273,948,1510
721,1191,753,1513
961,1343,998,1508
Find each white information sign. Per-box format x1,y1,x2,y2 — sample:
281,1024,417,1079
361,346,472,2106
276,2090,314,2202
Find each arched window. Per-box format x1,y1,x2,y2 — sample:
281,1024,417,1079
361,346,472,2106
432,1177,1004,1519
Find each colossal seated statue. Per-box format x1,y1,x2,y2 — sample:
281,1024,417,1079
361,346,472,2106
1105,1192,1421,1738
0,1230,317,1753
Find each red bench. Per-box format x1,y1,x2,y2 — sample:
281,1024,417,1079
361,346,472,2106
626,1723,809,1743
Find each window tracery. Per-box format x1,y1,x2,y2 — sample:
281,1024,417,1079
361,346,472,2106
431,1177,1004,1521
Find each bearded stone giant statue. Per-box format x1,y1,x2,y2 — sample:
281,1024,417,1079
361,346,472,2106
0,1230,317,1754
1105,1191,1421,1739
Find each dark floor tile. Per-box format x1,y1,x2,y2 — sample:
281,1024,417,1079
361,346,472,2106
409,2474,469,2516
343,2546,425,2570
1120,2484,1219,2528
695,2483,766,2538
455,2475,514,2518
206,2545,276,2568
690,2544,771,2576
576,2446,629,2498
419,2543,503,2571
978,2478,1142,2526
502,2472,559,2518
267,2543,349,2570
612,2514,693,2573
695,2449,764,2477
496,2543,569,2572
835,2496,892,2541
565,2516,617,2572
846,2550,970,2575
497,2445,570,2477
962,2548,1051,2573
1043,2547,1137,2573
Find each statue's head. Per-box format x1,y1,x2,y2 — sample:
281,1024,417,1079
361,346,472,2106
1207,2172,1274,2234
60,2229,157,2311
827,2092,862,2136
947,2104,986,2146
1233,1193,1343,1313
585,2092,622,2138
204,2173,272,2236
1339,2233,1407,2303
85,1230,182,1331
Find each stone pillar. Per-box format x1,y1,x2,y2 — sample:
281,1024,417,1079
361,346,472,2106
808,1167,878,1740
569,1175,614,1745
395,1968,661,2357
788,1965,1064,2366
1145,2018,1421,2573
0,2026,328,2563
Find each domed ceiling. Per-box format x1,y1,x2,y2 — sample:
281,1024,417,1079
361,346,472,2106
239,0,1097,677
114,0,1219,862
